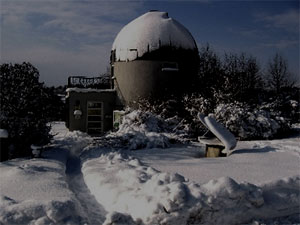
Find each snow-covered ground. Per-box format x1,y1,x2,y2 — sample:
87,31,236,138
131,138,300,185
0,122,299,224
0,123,98,225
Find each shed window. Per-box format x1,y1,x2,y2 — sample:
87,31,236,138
88,102,102,108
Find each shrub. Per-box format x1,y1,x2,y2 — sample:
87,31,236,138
135,94,296,141
137,96,206,139
96,109,189,150
214,102,292,140
0,63,52,160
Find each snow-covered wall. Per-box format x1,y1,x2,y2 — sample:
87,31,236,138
112,11,198,61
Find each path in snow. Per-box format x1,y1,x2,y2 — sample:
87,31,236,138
50,122,107,224
65,153,107,224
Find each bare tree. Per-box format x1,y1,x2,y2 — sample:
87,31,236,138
197,44,223,100
221,53,263,103
266,53,295,95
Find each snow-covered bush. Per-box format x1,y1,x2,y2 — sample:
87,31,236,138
98,92,297,147
131,94,296,142
180,92,296,140
182,93,216,136
0,63,52,160
137,97,197,136
260,98,299,124
214,102,291,140
96,109,191,150
183,93,213,117
136,97,184,119
137,95,211,139
115,110,170,149
99,94,217,150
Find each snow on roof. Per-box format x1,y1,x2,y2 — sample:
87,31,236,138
66,88,115,93
112,11,198,61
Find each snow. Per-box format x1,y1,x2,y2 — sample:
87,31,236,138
0,123,93,225
213,102,291,140
66,87,115,93
0,122,299,224
0,158,86,224
0,129,8,138
198,113,237,152
131,131,300,186
161,68,179,72
112,11,197,61
203,114,237,154
102,110,175,150
82,148,299,225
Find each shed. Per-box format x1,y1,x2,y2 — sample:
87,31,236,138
66,87,116,135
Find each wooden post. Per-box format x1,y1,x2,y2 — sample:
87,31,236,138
205,145,226,158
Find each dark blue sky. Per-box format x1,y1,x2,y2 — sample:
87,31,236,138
1,1,299,86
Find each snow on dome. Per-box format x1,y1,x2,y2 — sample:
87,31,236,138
112,11,198,61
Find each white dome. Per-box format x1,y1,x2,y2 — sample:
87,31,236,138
112,11,197,61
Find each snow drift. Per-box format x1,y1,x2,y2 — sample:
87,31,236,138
82,150,300,225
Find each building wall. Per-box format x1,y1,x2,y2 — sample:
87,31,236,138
113,60,182,105
67,91,116,133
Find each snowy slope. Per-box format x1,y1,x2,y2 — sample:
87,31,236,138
112,11,197,61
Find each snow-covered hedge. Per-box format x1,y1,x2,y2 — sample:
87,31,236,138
214,102,292,140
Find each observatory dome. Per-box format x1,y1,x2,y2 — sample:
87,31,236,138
112,11,198,61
